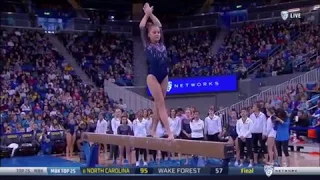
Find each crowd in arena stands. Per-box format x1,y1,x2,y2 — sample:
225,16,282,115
1,25,319,164
57,29,134,86
165,21,304,79
290,24,320,72
224,21,300,79
52,20,318,87
0,28,133,156
257,23,320,78
165,30,216,77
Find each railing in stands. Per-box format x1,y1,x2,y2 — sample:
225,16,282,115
247,59,262,75
218,67,320,126
247,44,283,75
309,105,318,111
104,80,153,113
307,96,320,109
267,44,281,57
294,51,318,68
247,31,301,76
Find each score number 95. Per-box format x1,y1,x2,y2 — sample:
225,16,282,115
140,168,149,174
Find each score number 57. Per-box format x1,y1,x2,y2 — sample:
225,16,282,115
215,168,224,174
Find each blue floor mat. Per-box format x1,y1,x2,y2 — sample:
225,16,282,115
1,155,86,167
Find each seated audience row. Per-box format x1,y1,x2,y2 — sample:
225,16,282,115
58,29,134,86
166,21,302,79
55,20,316,86
257,23,320,78
0,29,132,159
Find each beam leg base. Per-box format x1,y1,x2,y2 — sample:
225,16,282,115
83,142,99,167
222,158,230,167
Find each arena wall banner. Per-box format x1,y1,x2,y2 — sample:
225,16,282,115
147,75,238,96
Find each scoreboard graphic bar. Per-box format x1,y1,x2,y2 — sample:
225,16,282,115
0,167,48,175
0,167,319,176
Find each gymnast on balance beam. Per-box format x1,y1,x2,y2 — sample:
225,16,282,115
139,2,174,140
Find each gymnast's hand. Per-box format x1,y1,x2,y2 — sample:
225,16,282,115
167,131,175,141
240,136,245,142
143,3,153,15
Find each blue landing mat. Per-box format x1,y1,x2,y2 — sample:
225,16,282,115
1,155,86,167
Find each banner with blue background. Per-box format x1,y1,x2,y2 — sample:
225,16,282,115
147,75,238,96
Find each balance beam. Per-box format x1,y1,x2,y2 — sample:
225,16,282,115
82,132,234,159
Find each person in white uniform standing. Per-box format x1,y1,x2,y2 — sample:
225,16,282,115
189,110,205,161
190,111,204,141
204,108,222,142
266,108,278,165
249,103,267,164
236,108,254,167
168,108,181,159
132,110,148,166
95,113,108,157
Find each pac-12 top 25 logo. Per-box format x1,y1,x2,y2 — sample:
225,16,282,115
281,10,301,21
264,165,274,177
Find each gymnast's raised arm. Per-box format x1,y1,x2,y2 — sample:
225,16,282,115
139,13,149,48
149,13,164,44
139,3,164,47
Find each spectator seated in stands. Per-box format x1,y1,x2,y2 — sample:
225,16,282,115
306,81,320,100
292,110,310,140
57,30,134,86
297,95,310,112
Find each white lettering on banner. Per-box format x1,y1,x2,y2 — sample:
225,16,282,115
172,81,219,89
281,11,301,21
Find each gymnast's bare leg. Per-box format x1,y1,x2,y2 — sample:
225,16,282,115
151,103,160,137
147,75,174,140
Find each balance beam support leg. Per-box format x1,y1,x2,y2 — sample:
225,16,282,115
83,142,99,167
222,158,230,167
82,141,90,164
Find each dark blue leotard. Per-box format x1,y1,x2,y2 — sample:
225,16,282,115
69,123,76,135
64,120,77,135
141,28,169,83
227,119,238,140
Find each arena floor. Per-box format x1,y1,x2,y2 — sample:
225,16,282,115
1,152,319,167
